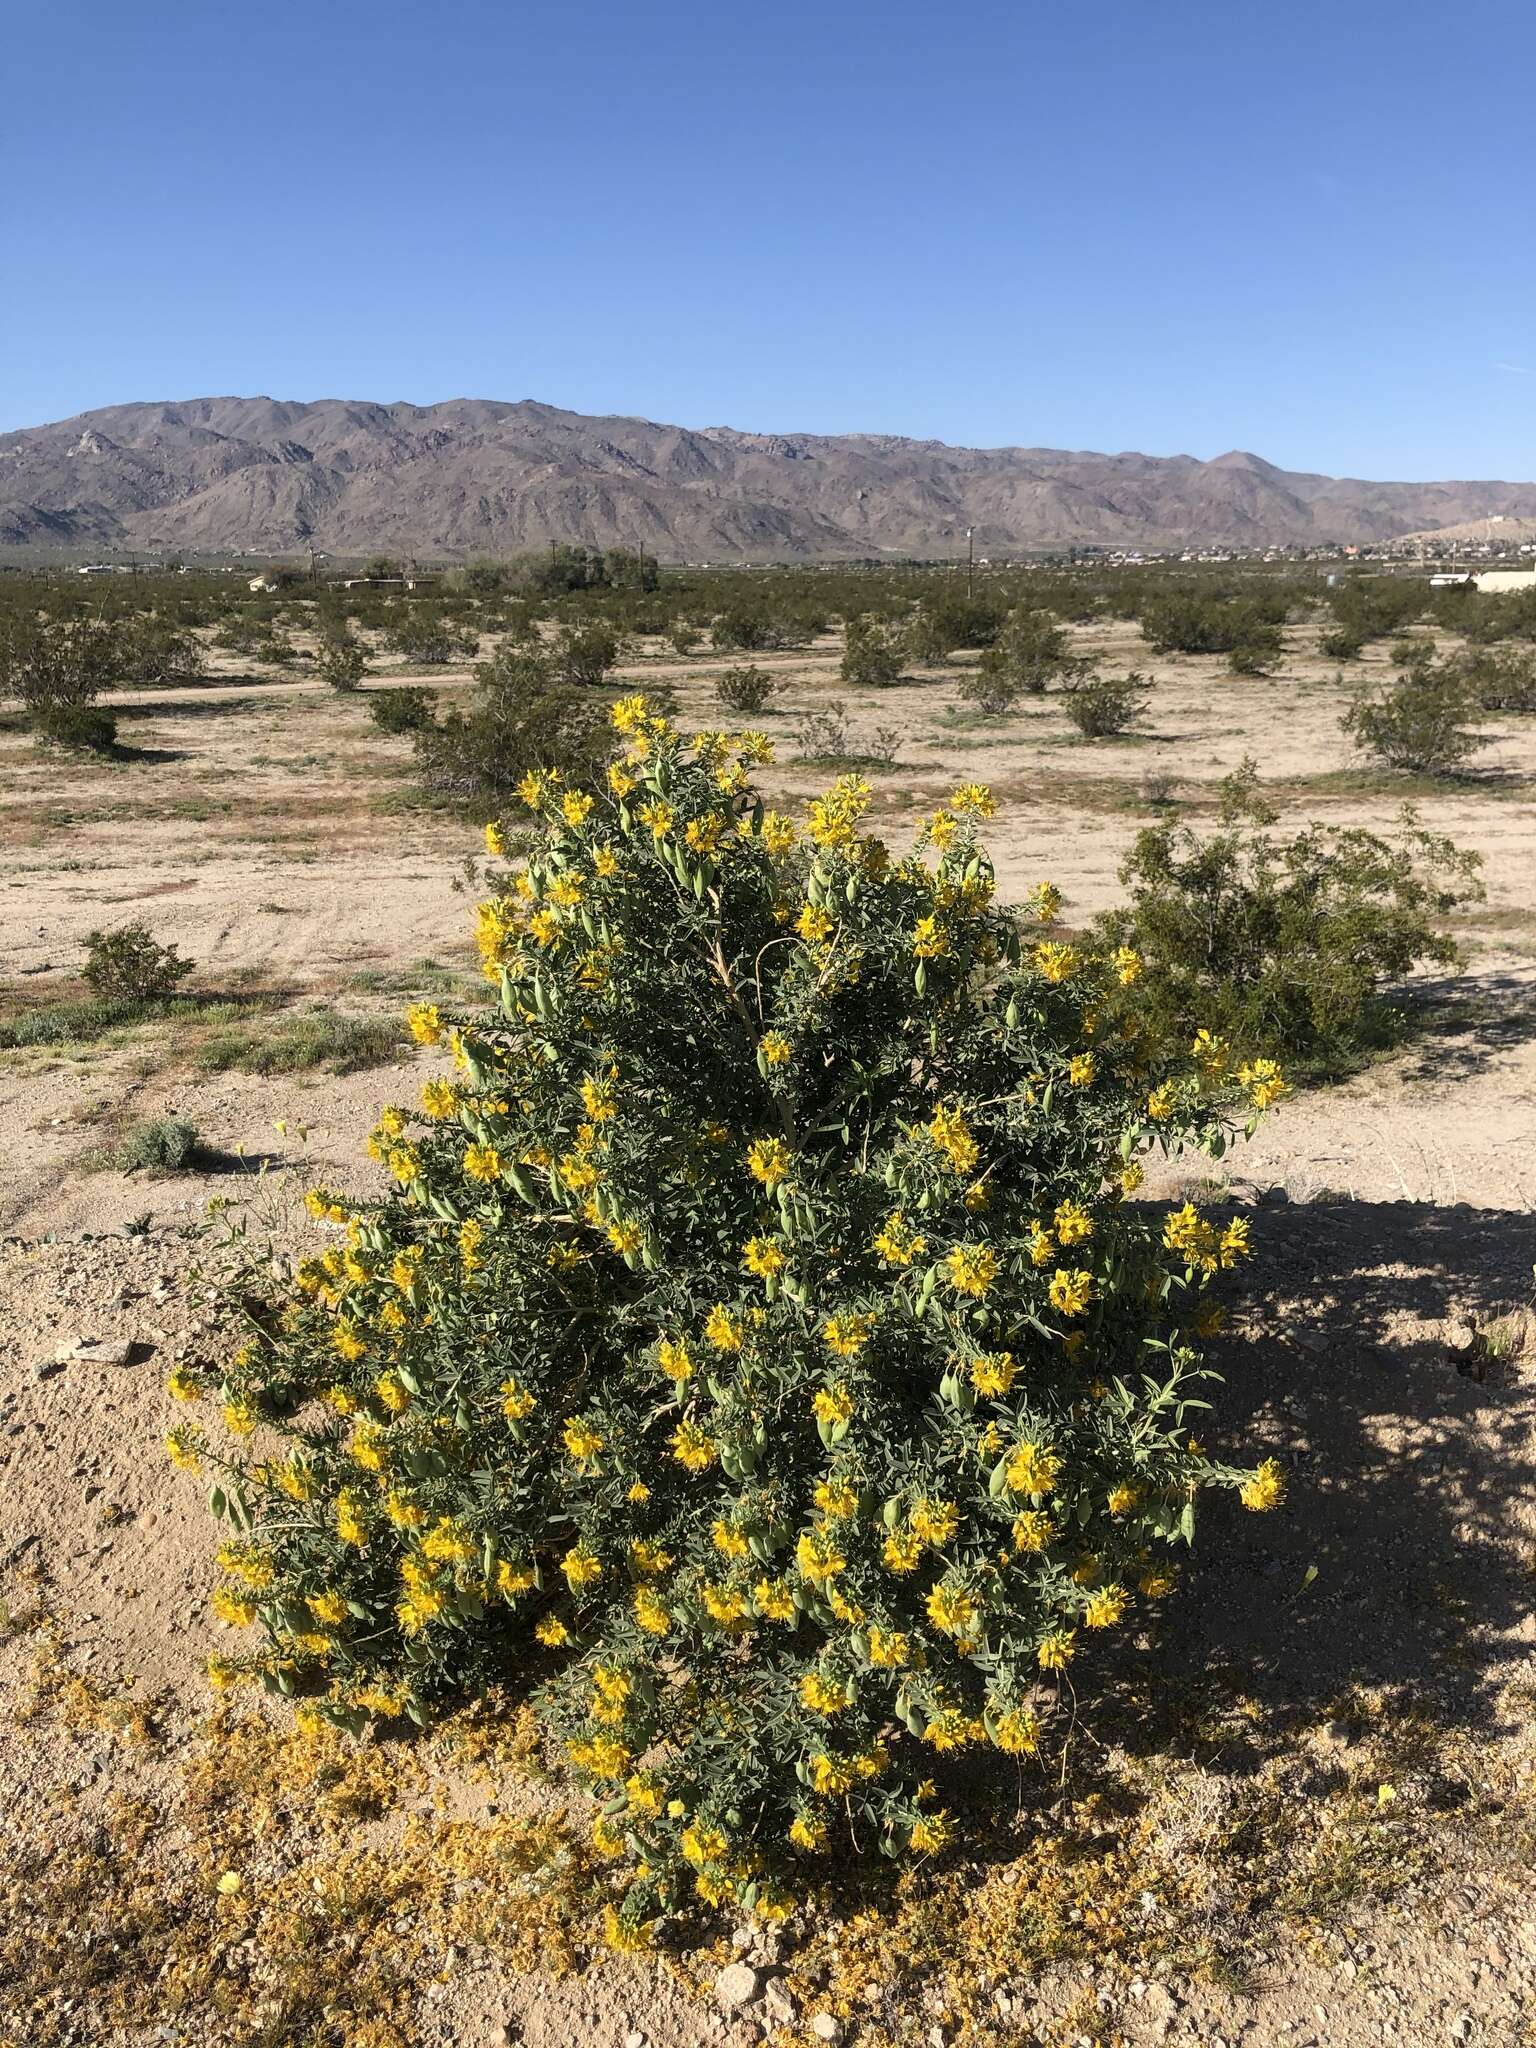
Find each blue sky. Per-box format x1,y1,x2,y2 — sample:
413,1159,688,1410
4,0,1533,477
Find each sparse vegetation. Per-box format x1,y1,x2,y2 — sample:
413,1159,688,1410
194,1007,400,1075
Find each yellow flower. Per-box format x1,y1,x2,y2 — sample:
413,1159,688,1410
746,1136,791,1187
925,1582,979,1637
969,1350,1016,1397
944,1243,998,1299
563,1415,605,1465
822,1313,874,1359
1033,940,1079,984
705,1304,744,1352
1048,1268,1093,1317
992,1707,1040,1754
212,1586,257,1628
950,782,996,818
872,1211,927,1266
1037,1629,1076,1670
562,1545,603,1590
334,1491,369,1546
882,1528,922,1574
812,1384,855,1425
927,1102,979,1174
1239,1058,1287,1109
760,1029,793,1066
535,1615,572,1647
909,1497,959,1546
560,789,594,828
814,1477,859,1520
501,1378,536,1422
912,915,948,959
634,1586,671,1636
867,1626,908,1668
1146,1084,1175,1121
670,1420,716,1473
755,1577,797,1621
762,810,798,856
743,1236,786,1279
799,1671,850,1715
795,1528,847,1583
1107,1483,1141,1515
166,1366,202,1403
1012,1509,1055,1552
461,1143,502,1184
1240,1457,1286,1511
1006,1440,1063,1497
788,1811,826,1851
796,903,835,944
406,1002,443,1045
1084,1583,1128,1628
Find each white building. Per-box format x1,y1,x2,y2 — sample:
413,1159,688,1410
1475,568,1536,594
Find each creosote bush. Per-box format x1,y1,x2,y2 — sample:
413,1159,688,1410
182,700,1285,1939
714,664,777,715
1091,764,1483,1075
1342,663,1488,775
1061,668,1150,738
83,922,195,1003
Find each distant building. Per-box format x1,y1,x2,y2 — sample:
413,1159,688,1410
1430,572,1474,588
1475,568,1536,594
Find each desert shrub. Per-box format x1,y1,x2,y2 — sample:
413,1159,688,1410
316,638,369,692
1460,646,1536,713
32,702,118,753
256,633,302,669
550,622,628,688
1227,640,1278,676
714,665,777,715
415,648,611,800
0,615,119,709
1062,668,1150,737
1091,764,1482,1075
975,608,1071,696
902,604,957,667
711,607,773,654
840,613,905,688
387,609,480,666
119,616,206,685
667,619,703,657
1341,663,1487,774
1328,577,1425,643
369,686,437,735
1319,629,1365,661
112,1116,202,1173
83,922,195,1003
794,702,853,758
187,701,1282,1934
1140,595,1282,657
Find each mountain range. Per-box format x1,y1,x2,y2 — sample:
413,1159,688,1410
4,396,1536,561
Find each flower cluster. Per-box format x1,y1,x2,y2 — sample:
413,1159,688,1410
178,700,1280,1937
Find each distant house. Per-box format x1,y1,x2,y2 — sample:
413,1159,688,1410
1429,572,1474,588
1475,568,1536,594
248,574,279,593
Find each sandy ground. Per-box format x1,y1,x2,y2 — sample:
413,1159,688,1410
3,614,1536,2047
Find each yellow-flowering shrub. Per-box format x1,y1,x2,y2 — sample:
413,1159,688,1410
181,697,1282,1933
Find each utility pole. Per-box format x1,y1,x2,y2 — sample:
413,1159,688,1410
966,527,975,601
